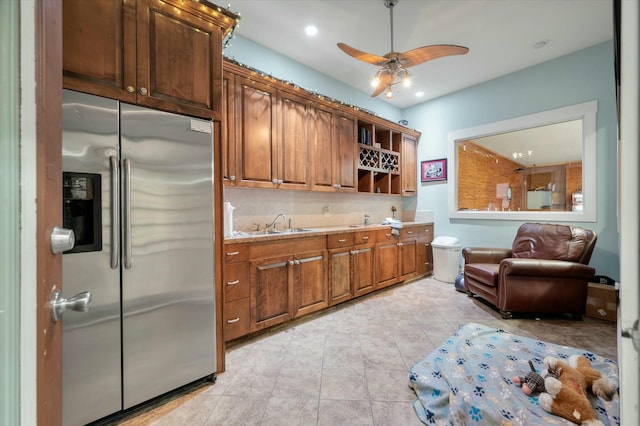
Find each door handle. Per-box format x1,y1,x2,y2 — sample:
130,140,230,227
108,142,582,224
621,318,640,351
110,155,119,269
50,227,75,254
50,289,92,322
123,158,132,269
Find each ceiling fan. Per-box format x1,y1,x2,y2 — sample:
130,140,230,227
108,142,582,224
337,0,469,98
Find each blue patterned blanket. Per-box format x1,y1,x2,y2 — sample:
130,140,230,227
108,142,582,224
409,323,620,425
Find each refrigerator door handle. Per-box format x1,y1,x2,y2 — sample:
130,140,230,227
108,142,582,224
123,157,132,269
110,155,120,269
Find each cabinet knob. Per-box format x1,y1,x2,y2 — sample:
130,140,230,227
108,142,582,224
288,260,294,266
126,85,135,93
139,87,148,96
272,179,278,184
229,175,236,181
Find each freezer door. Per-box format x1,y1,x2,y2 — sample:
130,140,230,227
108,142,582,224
61,90,122,425
120,103,215,408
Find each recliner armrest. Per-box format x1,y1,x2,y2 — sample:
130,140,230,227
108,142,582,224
500,258,596,278
462,247,512,264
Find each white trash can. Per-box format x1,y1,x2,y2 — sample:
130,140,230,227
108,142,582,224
432,236,461,283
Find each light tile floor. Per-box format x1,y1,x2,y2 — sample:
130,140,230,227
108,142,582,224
121,277,617,425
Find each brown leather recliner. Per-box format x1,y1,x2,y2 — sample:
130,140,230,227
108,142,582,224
462,222,597,320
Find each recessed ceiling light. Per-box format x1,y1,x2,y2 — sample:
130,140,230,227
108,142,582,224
415,91,425,97
305,25,318,37
533,40,549,49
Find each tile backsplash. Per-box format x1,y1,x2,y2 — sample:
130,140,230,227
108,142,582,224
224,187,408,232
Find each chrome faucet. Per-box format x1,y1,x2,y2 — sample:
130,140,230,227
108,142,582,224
267,213,287,230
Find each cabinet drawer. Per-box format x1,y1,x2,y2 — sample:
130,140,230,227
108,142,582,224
224,298,250,341
399,226,420,238
417,225,434,242
376,228,396,241
223,262,249,302
354,231,376,246
327,232,355,249
224,243,249,263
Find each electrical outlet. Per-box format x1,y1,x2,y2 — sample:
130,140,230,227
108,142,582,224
323,205,331,217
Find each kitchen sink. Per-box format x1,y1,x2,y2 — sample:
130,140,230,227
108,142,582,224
232,228,314,237
269,228,313,234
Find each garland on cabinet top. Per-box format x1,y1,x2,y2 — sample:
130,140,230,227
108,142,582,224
222,55,417,132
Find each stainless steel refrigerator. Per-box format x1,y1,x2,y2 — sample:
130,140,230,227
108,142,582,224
61,89,215,425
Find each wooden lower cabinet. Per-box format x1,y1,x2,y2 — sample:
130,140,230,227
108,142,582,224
352,245,375,297
293,250,328,317
328,248,352,305
223,225,432,341
250,254,293,331
398,238,417,281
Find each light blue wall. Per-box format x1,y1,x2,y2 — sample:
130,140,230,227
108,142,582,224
224,35,403,121
403,41,619,280
224,35,619,280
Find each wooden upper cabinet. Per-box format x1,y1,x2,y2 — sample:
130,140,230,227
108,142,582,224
309,103,335,191
333,114,357,191
63,0,236,120
63,0,136,103
277,92,310,190
222,73,236,184
235,76,278,187
401,134,417,195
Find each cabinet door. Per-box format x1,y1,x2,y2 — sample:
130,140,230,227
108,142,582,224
401,134,417,195
376,240,399,288
136,0,224,119
353,246,375,297
62,0,136,102
278,92,310,190
235,76,278,188
250,255,292,330
310,103,335,191
222,73,237,185
417,241,433,276
398,238,417,281
328,248,352,306
334,114,357,191
293,250,328,317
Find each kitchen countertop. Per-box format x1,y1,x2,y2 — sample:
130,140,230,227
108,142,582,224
223,222,434,243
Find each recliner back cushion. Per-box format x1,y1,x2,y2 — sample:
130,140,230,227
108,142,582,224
511,223,590,262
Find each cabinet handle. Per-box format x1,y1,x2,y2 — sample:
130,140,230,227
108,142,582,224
361,236,369,241
338,239,346,243
226,251,240,256
332,184,340,189
139,87,148,95
385,233,392,238
398,242,403,246
227,317,240,324
407,231,413,234
226,280,240,285
126,85,135,93
350,250,356,255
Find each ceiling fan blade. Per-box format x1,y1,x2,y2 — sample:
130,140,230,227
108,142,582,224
371,83,387,98
337,42,389,66
398,44,469,68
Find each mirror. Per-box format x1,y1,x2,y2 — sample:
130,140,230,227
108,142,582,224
447,101,597,221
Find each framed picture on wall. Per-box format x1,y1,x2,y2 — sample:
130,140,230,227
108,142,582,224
421,158,447,182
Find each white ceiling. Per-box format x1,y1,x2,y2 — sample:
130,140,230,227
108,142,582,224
226,0,613,109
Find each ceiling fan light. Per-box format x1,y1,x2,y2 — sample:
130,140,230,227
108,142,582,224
402,76,411,87
371,77,380,87
385,88,393,98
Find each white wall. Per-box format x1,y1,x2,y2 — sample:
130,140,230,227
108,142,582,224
404,41,619,280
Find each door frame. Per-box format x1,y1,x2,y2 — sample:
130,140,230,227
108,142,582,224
29,0,63,424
